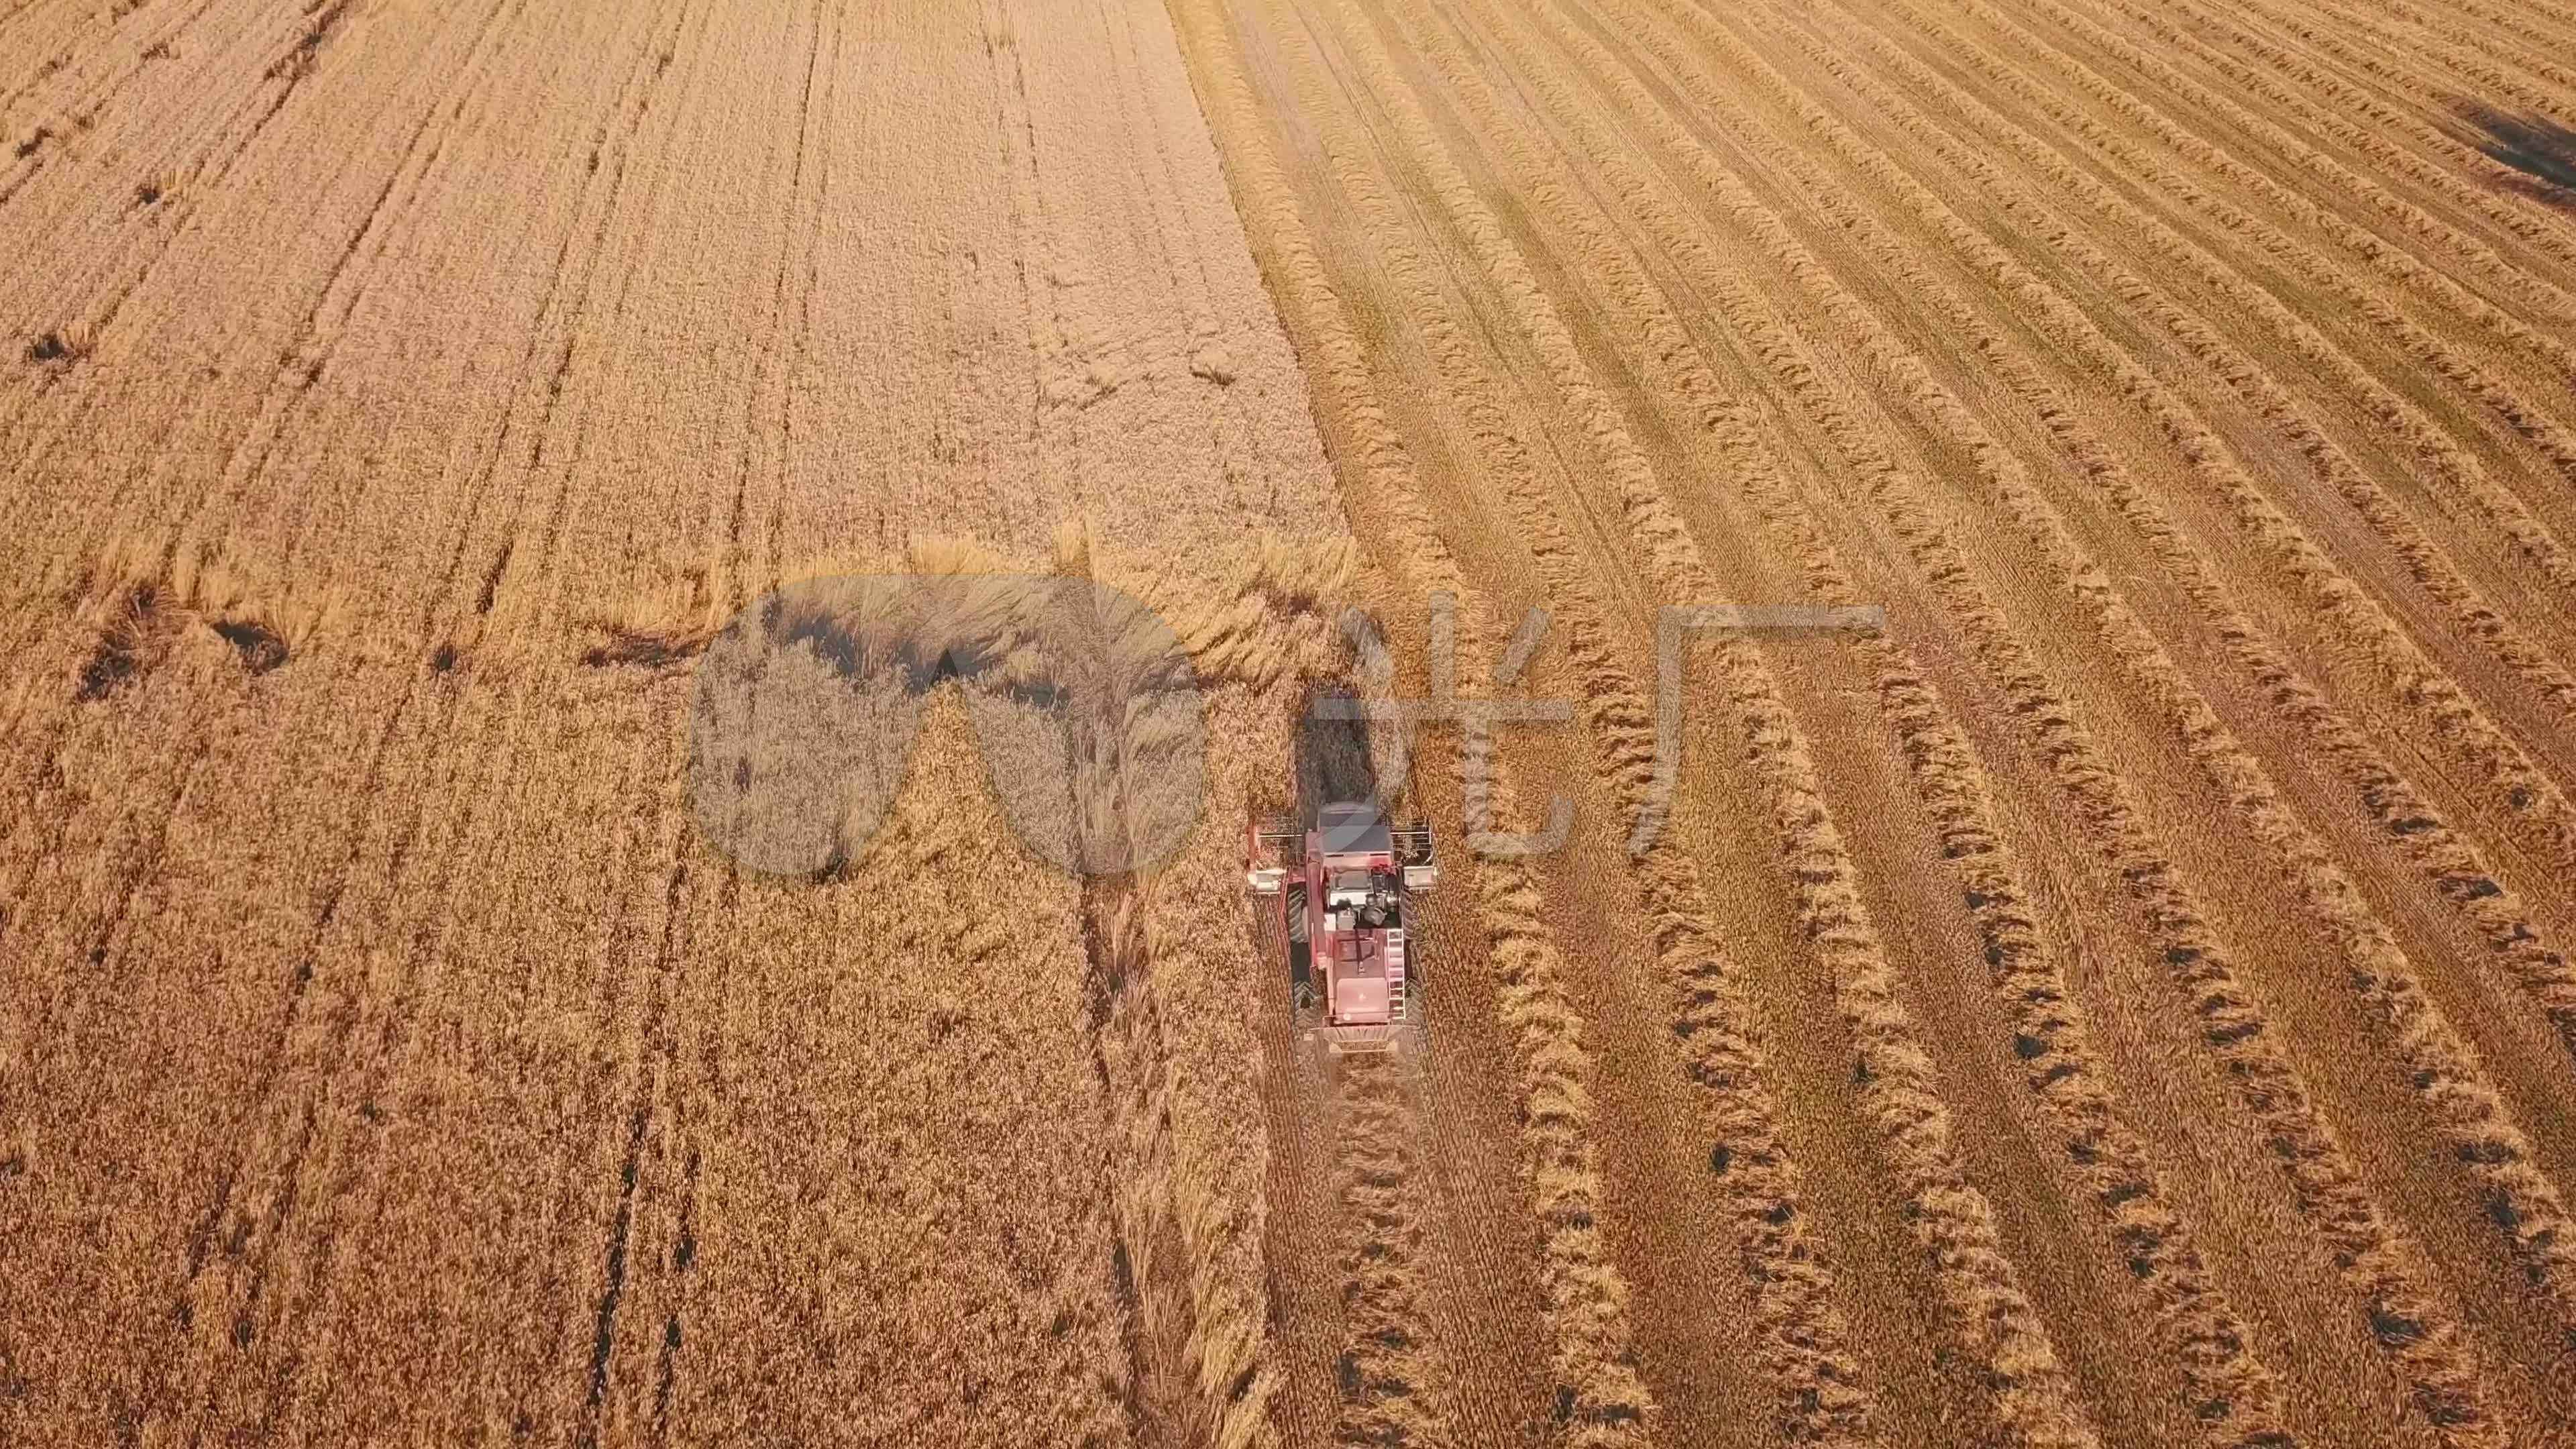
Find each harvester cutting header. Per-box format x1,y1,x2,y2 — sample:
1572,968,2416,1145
1246,801,1438,1054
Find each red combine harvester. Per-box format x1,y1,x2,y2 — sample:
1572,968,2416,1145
1246,801,1438,1054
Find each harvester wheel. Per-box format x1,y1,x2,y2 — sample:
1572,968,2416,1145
1291,979,1323,1033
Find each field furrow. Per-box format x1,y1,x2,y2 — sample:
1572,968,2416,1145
7,0,2575,1444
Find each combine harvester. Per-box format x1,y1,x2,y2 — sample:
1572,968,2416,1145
1245,800,1438,1055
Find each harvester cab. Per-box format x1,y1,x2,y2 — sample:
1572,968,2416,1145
1246,800,1436,1055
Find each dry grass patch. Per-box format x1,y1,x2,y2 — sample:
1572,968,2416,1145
56,541,346,699
23,323,93,368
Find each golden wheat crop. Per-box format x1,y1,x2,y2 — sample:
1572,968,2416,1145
5,0,2575,1445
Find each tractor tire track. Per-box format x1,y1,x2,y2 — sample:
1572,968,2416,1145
2234,0,2576,130
3,0,525,637
999,13,1289,1440
1519,2,2537,1435
1699,0,2576,749
2070,0,2576,285
1839,0,2576,631
140,5,711,1440
1592,0,2576,1095
0,0,360,488
1417,1,2312,1439
1678,0,2576,873
1892,0,2576,539
1265,2,1904,1434
1260,0,1979,1438
1581,0,2576,1364
1328,1055,1459,1448
1175,1,1841,1440
415,0,699,671
1976,0,2576,338
1081,889,1216,1449
1326,2,2118,1442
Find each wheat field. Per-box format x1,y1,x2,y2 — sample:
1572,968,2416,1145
5,0,2575,1445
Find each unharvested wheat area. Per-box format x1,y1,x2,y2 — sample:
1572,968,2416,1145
5,0,2576,1445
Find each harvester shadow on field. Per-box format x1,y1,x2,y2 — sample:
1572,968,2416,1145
686,572,1204,882
2458,103,2576,206
1247,686,1453,1442
1259,682,1382,1003
1289,682,1380,827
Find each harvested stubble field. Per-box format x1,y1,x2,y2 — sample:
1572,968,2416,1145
4,0,2576,1445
